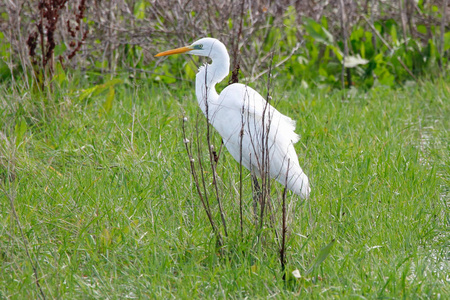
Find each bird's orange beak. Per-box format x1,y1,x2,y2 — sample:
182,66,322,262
155,46,193,57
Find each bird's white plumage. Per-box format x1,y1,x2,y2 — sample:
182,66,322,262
157,37,310,198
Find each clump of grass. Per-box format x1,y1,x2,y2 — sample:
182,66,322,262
0,78,449,298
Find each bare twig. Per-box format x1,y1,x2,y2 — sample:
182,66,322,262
440,0,449,74
249,42,301,82
239,104,244,237
371,0,378,53
405,0,416,40
204,65,228,238
280,159,290,281
181,115,223,247
228,0,245,85
339,0,348,91
194,113,214,221
257,49,275,232
398,0,408,44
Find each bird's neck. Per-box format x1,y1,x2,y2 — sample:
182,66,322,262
195,54,230,118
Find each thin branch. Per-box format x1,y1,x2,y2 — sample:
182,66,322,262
204,64,228,238
248,42,301,82
371,0,378,53
398,0,408,44
228,0,245,85
280,159,290,281
339,0,348,91
258,49,275,232
239,104,244,237
440,0,449,74
181,115,223,247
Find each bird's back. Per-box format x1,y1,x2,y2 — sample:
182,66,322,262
208,83,310,198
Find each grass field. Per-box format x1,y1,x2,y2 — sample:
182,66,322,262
1,78,449,298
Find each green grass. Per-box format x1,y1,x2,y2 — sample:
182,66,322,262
1,78,449,298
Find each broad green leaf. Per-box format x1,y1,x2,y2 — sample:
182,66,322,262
14,118,27,147
390,25,398,44
374,53,384,63
78,85,98,101
321,27,334,44
303,17,334,45
329,45,343,61
0,60,11,80
306,239,336,275
54,43,67,57
429,39,437,57
318,67,328,76
417,25,427,35
375,67,395,86
52,62,67,85
134,0,147,20
283,6,296,27
79,78,123,101
184,60,197,80
100,86,115,116
360,42,366,58
444,32,450,51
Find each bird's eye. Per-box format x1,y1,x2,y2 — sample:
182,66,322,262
195,44,203,50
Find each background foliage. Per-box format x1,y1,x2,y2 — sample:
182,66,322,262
0,0,449,89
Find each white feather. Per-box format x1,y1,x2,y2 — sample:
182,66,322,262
184,38,309,197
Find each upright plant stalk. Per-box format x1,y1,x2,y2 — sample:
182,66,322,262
195,113,213,219
26,0,87,90
39,3,46,77
371,0,378,53
108,0,114,74
407,0,416,40
228,3,245,236
204,65,228,238
258,50,275,232
239,105,245,237
182,116,223,247
440,0,449,74
280,160,290,281
228,0,245,85
339,0,349,91
398,0,408,44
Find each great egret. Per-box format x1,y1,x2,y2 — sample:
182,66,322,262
155,38,310,198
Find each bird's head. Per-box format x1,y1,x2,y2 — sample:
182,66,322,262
155,38,226,60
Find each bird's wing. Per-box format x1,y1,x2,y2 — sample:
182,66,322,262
210,83,306,194
216,83,300,144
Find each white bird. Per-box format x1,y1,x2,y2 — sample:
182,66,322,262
155,38,310,198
